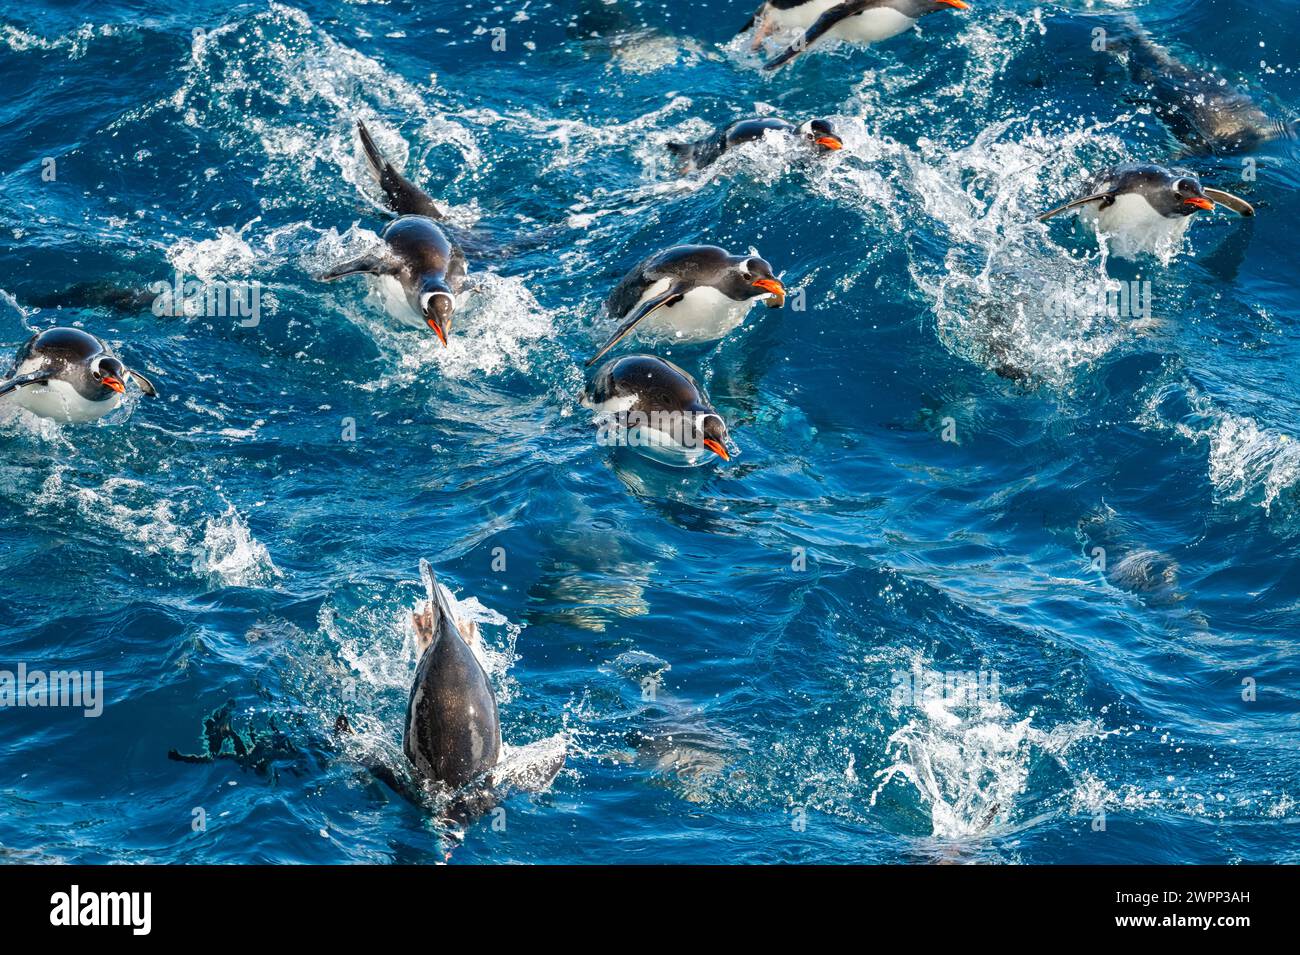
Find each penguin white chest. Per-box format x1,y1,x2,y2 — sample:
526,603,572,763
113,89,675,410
833,9,916,44
371,274,427,330
8,377,119,423
1080,193,1193,258
634,281,753,342
766,0,844,30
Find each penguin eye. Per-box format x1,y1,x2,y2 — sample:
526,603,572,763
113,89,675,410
1176,179,1195,194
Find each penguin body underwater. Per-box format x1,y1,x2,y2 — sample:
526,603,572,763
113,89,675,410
586,245,785,367
0,327,157,423
667,116,843,171
1038,163,1254,259
584,354,735,467
761,0,970,71
319,121,466,345
1105,17,1295,157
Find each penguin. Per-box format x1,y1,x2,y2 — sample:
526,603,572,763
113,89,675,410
1038,163,1254,258
763,0,970,71
583,354,735,467
585,245,785,367
404,560,502,790
667,116,843,171
0,327,157,423
1105,16,1296,157
318,121,466,345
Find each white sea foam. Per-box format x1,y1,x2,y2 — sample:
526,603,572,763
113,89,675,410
1140,378,1300,513
869,653,1104,839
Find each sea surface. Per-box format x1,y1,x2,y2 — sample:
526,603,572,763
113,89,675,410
1,0,1297,864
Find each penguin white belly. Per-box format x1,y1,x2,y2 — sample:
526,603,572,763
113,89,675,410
1080,193,1193,258
371,274,426,330
767,0,843,31
832,9,916,44
8,378,119,423
636,284,753,343
623,423,716,468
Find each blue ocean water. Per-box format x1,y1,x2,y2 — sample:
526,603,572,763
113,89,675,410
1,0,1298,864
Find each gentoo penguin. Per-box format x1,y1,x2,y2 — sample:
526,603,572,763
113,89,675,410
1106,16,1296,157
1038,164,1254,258
763,0,970,71
405,560,502,790
318,121,466,345
585,245,785,367
584,354,735,466
667,117,843,171
0,327,157,423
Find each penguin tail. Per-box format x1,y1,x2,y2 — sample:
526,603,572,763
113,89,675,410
665,141,692,159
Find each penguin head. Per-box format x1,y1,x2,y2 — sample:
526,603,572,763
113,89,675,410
729,256,786,306
420,289,456,346
1169,175,1215,216
696,412,733,462
798,119,843,153
89,355,129,396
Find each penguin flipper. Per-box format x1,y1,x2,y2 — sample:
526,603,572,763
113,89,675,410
1203,188,1256,217
356,120,448,220
317,253,398,282
0,372,49,399
585,284,688,368
764,0,869,70
129,368,159,397
1037,193,1112,222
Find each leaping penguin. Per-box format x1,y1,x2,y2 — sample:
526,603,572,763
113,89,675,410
762,0,970,71
318,121,467,345
667,116,843,171
585,245,785,367
0,327,157,423
1038,163,1254,259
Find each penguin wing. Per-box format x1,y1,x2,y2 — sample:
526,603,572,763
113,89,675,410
1203,188,1256,217
0,372,48,398
129,368,159,397
317,252,400,282
764,0,870,70
356,121,449,220
585,283,689,368
1037,192,1113,222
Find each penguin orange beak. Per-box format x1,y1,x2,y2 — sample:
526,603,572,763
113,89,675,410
102,376,126,394
702,439,730,462
1184,196,1215,211
752,277,785,301
426,317,448,346
816,136,843,151
938,0,969,8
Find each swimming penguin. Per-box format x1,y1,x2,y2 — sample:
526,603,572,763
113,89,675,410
405,560,502,790
1038,163,1254,258
583,354,735,466
667,116,843,171
1105,17,1296,157
763,0,970,71
318,121,466,345
585,245,785,367
0,327,157,423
